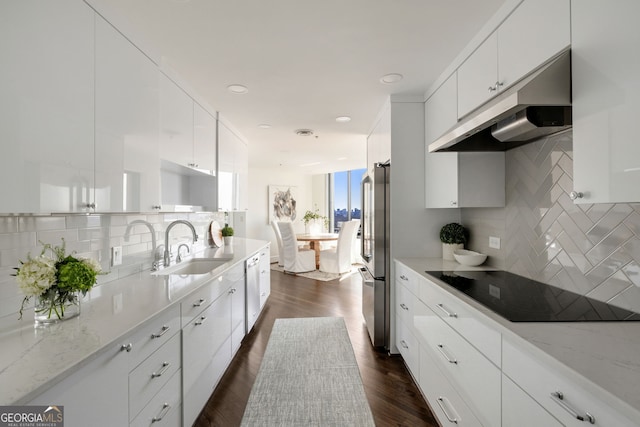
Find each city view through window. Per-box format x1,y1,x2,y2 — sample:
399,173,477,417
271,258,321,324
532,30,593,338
332,168,367,232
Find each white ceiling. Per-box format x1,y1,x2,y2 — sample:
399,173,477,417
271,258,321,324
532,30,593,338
89,0,506,175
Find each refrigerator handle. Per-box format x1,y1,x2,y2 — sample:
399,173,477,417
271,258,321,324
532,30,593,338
361,174,371,262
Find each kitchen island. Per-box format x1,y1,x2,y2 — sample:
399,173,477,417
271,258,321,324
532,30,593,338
0,238,269,426
396,258,640,426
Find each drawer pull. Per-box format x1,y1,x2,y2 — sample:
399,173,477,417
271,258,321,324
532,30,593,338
151,362,170,378
550,391,595,424
400,274,409,281
151,325,170,339
120,343,133,352
152,403,171,423
399,303,409,311
437,344,458,364
436,397,459,424
195,316,207,326
436,303,458,318
229,288,237,294
400,340,409,349
193,298,206,307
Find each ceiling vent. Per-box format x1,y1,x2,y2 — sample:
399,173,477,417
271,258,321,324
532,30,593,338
295,129,314,136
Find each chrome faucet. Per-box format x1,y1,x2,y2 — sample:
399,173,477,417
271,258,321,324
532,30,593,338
124,219,157,270
176,243,190,263
164,220,198,267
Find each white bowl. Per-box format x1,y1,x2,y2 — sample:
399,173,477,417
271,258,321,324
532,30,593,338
453,249,487,266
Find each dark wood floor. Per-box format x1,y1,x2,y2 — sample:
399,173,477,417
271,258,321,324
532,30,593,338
194,268,438,427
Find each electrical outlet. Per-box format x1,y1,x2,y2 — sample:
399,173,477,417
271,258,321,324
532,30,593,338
489,236,501,250
111,246,122,266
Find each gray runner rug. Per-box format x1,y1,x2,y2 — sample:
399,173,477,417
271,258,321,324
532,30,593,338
240,317,376,426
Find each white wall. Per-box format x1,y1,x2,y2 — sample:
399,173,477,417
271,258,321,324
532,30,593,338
246,167,315,262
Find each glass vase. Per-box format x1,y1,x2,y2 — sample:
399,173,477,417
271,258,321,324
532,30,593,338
34,291,81,324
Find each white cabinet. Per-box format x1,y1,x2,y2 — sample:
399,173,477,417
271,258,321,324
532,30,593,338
456,0,570,119
259,245,271,309
572,0,640,203
28,344,129,427
367,102,392,172
94,16,161,212
425,152,505,208
0,0,95,213
226,262,246,353
193,103,217,174
502,374,563,427
425,73,457,146
457,32,499,118
159,73,194,169
218,121,249,211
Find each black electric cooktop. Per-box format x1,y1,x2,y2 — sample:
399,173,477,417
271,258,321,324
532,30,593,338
425,270,640,322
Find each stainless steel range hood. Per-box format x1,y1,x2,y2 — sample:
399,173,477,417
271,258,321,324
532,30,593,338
428,51,571,152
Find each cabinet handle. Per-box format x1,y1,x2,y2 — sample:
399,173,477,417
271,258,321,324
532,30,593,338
451,201,457,206
193,298,206,307
569,191,584,200
488,85,497,92
261,292,266,297
437,344,458,364
550,391,595,424
151,325,170,339
229,288,236,294
85,203,96,209
436,397,460,424
399,275,409,281
151,362,170,378
195,316,207,326
152,403,171,423
120,343,133,352
400,340,409,349
152,205,162,210
436,303,458,318
399,303,409,311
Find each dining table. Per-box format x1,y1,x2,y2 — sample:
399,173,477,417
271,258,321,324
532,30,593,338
296,233,339,269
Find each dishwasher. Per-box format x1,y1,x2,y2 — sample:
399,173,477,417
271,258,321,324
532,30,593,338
246,253,261,333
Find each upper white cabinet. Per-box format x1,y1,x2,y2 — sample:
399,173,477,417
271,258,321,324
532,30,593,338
425,73,458,145
457,32,499,118
193,103,217,174
366,102,391,173
0,0,95,213
218,121,248,211
159,73,194,168
572,0,640,203
456,0,570,119
95,16,161,212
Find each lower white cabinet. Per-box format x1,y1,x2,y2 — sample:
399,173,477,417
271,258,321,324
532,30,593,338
131,369,182,427
259,245,271,310
502,374,562,427
395,314,420,377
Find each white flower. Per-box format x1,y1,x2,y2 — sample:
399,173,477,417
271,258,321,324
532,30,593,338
81,257,102,274
16,255,56,297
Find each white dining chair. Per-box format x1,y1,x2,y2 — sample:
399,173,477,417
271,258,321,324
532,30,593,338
270,219,285,267
277,221,316,273
319,220,360,274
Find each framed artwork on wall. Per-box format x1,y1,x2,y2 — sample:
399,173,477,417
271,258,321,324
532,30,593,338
268,185,298,224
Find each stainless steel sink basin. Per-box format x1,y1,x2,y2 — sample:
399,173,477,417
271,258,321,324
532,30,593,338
152,258,230,276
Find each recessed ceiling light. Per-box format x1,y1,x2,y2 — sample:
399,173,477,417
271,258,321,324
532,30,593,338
294,129,314,136
227,84,248,94
335,116,351,123
257,124,271,129
380,73,403,84
300,162,321,167
337,157,347,161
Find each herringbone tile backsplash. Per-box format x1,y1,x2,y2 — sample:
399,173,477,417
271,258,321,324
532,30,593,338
462,131,640,313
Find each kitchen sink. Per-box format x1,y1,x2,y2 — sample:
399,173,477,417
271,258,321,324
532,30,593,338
152,258,230,276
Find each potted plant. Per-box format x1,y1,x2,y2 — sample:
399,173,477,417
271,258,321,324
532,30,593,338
439,223,468,261
302,209,328,234
221,224,234,246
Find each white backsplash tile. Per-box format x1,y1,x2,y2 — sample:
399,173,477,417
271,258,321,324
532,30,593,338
462,132,640,313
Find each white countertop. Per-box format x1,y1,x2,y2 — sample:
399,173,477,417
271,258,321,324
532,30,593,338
397,257,640,421
0,238,268,405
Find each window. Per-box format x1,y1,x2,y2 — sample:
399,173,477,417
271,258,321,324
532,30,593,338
330,168,366,233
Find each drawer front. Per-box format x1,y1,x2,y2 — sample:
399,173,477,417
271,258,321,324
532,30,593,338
419,345,482,427
127,304,180,370
396,314,419,378
416,303,501,427
130,369,181,427
181,275,230,326
396,281,418,332
503,339,638,427
129,332,181,421
420,274,501,366
502,374,563,427
395,261,423,297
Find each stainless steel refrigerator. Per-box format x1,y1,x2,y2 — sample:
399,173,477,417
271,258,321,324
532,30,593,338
359,161,390,350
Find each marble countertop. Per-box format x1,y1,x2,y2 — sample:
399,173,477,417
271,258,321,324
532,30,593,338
397,257,640,422
0,238,268,405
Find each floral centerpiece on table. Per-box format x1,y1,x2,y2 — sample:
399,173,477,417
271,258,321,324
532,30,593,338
15,239,102,322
